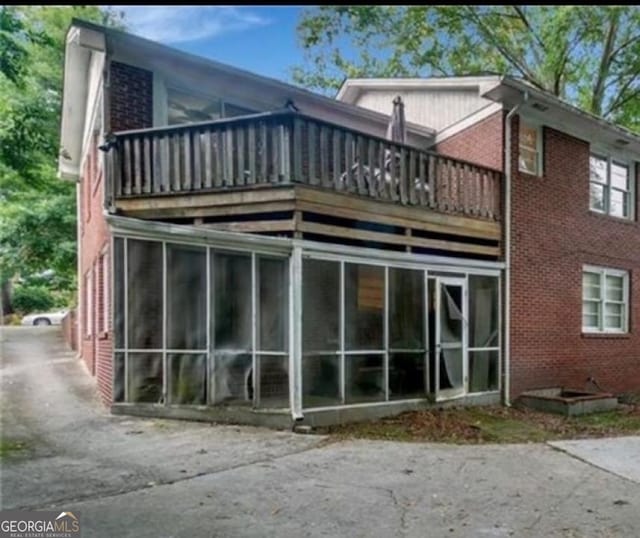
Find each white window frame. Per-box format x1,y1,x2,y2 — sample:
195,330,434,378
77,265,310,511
589,152,635,220
582,265,629,334
518,120,543,176
102,253,109,334
86,269,93,337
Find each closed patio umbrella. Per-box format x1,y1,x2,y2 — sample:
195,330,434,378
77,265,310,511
386,95,406,144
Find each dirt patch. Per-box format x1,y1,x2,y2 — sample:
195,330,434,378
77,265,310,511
317,403,640,444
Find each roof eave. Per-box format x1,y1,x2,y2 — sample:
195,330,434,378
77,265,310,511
482,78,640,151
71,19,435,139
58,22,106,181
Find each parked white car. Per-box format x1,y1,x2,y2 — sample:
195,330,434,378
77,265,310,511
21,309,68,326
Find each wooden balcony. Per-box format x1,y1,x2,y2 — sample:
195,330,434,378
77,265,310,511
106,111,503,258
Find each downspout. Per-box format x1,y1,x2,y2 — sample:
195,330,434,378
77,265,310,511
503,91,528,406
76,178,82,356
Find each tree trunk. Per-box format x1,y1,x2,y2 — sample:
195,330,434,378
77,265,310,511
2,279,13,316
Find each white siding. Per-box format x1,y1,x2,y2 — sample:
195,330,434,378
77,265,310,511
79,51,105,172
354,89,493,131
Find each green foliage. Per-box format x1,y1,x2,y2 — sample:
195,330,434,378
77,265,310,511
0,6,124,313
12,285,55,314
295,6,640,131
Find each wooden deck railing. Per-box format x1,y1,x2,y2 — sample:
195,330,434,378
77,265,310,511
107,110,502,221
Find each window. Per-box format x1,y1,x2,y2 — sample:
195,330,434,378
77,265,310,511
166,86,256,126
518,121,543,176
102,254,109,334
167,87,222,125
582,266,629,333
85,270,93,337
589,154,633,219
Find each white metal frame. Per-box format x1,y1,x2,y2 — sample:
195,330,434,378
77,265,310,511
109,218,503,418
113,234,290,410
299,252,500,412
434,276,468,401
582,264,629,334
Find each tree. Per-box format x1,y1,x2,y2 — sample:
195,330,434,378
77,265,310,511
294,6,640,131
0,6,124,315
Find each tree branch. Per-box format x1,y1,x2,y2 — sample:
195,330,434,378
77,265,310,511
466,8,545,89
591,10,620,115
604,77,640,116
512,5,546,52
609,34,640,60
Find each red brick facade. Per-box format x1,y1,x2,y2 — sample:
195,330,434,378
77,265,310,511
61,309,77,351
109,61,153,132
78,59,155,405
79,134,113,405
435,111,505,171
509,117,640,397
79,58,638,406
433,111,639,398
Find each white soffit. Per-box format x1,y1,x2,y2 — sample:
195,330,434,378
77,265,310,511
336,76,502,103
483,79,640,156
58,25,106,181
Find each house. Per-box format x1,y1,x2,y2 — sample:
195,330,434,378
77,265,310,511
59,19,639,427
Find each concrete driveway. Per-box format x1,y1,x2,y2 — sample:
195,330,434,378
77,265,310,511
1,327,639,537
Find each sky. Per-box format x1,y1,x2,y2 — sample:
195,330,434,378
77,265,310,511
113,6,306,83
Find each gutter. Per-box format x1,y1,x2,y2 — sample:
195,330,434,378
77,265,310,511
503,90,528,406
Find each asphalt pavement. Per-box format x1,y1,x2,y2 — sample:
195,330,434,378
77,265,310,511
1,326,638,537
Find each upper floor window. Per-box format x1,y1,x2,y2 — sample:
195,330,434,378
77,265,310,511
589,154,633,219
167,86,255,126
582,266,629,334
518,121,543,176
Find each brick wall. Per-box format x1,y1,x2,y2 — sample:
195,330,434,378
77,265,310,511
79,133,114,405
435,111,504,171
61,309,77,351
509,116,640,397
109,61,153,132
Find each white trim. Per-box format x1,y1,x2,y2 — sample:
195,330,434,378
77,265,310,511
337,76,502,102
206,245,213,404
582,265,629,334
289,246,303,419
251,253,258,406
483,78,640,154
86,269,93,337
101,252,109,333
298,239,504,273
106,214,291,255
435,277,468,401
588,152,635,220
162,241,167,403
433,103,503,145
339,261,346,404
302,392,501,413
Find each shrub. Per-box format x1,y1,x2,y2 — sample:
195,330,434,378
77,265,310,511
12,285,55,314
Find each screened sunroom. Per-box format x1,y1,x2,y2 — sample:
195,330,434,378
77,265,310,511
110,217,502,426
